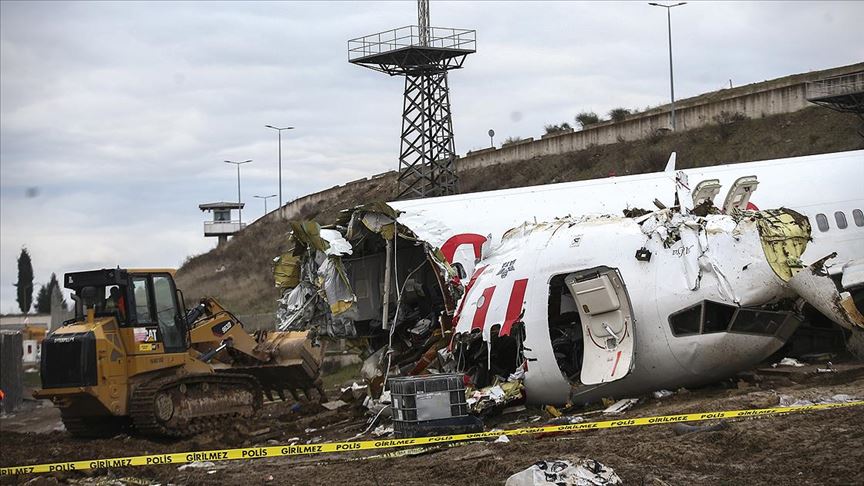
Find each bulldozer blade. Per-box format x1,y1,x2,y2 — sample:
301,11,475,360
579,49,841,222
221,330,329,403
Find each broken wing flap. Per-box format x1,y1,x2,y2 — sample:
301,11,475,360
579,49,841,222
788,254,864,332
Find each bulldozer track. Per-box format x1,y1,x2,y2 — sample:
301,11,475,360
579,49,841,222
129,373,263,437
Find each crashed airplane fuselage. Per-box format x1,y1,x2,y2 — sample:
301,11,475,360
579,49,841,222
452,209,810,405
276,150,864,405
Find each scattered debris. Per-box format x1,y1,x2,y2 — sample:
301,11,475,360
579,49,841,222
778,393,859,407
372,425,394,437
340,382,368,402
774,357,806,367
547,415,586,426
652,389,674,399
545,405,562,417
467,381,524,414
602,398,639,415
322,400,348,411
177,461,216,471
505,459,622,486
494,434,511,443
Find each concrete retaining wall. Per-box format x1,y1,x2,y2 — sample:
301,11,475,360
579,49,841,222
458,63,863,172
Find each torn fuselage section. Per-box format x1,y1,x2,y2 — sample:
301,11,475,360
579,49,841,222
451,208,815,405
788,255,864,332
274,204,463,393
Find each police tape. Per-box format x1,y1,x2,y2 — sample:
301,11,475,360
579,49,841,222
2,400,862,476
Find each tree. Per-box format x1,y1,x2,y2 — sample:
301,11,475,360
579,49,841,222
575,111,601,128
608,107,632,122
15,248,34,314
36,273,63,314
544,122,572,135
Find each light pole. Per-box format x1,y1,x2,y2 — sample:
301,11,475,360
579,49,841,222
265,125,295,208
224,159,252,225
649,2,686,131
253,194,277,215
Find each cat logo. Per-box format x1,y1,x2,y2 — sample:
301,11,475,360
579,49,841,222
212,321,234,337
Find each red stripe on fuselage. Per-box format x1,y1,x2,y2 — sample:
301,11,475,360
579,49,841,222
471,286,496,331
500,278,528,336
452,265,489,329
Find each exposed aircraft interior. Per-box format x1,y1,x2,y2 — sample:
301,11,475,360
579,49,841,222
548,274,584,384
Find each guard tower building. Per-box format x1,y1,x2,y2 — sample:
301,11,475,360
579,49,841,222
349,0,475,199
199,201,245,246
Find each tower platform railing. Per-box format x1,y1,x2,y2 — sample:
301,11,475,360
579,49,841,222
349,25,475,61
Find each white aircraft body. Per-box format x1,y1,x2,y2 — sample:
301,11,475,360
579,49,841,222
382,150,864,404
392,150,864,282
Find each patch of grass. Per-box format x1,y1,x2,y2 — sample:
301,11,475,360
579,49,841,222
321,361,362,389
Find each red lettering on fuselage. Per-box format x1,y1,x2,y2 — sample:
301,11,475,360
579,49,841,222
441,233,487,263
500,278,529,336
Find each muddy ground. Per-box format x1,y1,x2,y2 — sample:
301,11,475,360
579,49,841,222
2,361,863,486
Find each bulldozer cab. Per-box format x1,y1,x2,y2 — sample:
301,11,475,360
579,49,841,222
65,268,189,353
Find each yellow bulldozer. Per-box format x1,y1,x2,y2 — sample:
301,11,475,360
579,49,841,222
34,268,326,437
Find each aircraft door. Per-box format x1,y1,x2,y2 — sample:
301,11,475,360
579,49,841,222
564,267,635,385
722,175,759,212
692,179,721,207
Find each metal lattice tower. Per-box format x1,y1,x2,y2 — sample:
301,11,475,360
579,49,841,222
349,0,475,199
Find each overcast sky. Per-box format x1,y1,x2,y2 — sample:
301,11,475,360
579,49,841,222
1,1,862,313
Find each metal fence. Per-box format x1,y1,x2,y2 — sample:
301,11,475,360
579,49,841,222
805,72,864,99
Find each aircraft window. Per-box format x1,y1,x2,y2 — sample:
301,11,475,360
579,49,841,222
702,301,736,333
669,304,701,336
815,213,829,232
854,209,864,227
834,211,848,229
729,309,783,336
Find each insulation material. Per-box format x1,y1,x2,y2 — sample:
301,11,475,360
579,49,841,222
273,253,302,289
319,229,353,257
755,209,811,282
317,258,356,316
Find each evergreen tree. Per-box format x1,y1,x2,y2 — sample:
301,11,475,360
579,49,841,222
35,273,62,314
15,248,34,313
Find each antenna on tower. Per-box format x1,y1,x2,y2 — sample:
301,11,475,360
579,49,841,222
349,0,476,199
